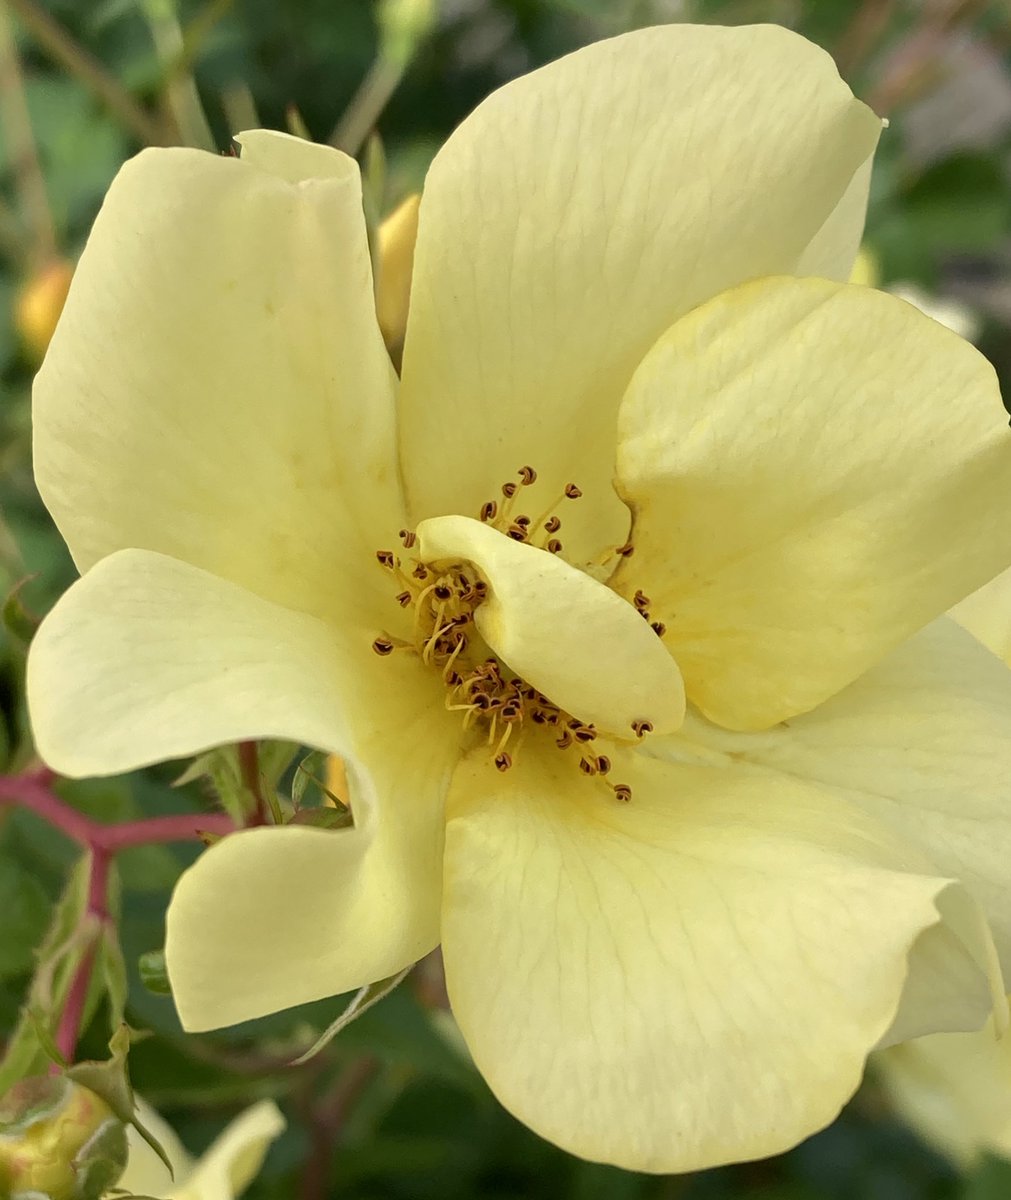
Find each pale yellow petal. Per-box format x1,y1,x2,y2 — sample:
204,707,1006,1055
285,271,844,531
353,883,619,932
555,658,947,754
796,154,874,282
34,134,400,622
441,745,995,1173
675,619,1011,985
615,275,1011,730
877,1014,1011,1166
416,514,683,736
376,192,420,363
172,1100,284,1199
951,566,1011,663
399,24,881,559
26,550,459,1027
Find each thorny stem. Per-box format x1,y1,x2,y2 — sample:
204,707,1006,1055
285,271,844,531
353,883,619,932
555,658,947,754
0,768,236,1064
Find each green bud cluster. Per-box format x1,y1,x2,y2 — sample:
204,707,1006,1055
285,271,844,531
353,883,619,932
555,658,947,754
0,1076,128,1200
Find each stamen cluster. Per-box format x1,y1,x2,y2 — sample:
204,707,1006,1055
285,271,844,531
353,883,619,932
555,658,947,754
371,467,659,802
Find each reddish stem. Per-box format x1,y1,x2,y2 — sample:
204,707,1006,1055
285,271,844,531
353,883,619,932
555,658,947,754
0,768,237,1066
53,847,110,1066
0,771,236,850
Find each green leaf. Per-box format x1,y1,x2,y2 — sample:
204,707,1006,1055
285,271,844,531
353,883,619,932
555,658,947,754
961,1153,1011,1200
137,950,171,997
287,805,354,830
292,965,413,1065
0,848,51,978
0,853,92,1091
1,577,40,646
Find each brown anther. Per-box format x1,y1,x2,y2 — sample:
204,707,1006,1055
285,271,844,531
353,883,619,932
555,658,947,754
579,756,597,776
616,542,635,558
433,584,453,601
395,590,412,607
546,538,563,553
515,515,531,528
412,564,429,580
595,755,611,775
474,580,488,593
556,730,573,749
495,752,513,772
446,670,462,686
372,637,395,656
631,719,654,738
564,483,582,499
480,500,498,522
398,529,417,548
502,481,518,498
501,702,521,720
650,621,667,637
572,726,596,744
518,465,537,485
531,710,547,724
376,549,397,568
633,590,651,612
612,783,632,803
544,515,561,534
507,525,528,542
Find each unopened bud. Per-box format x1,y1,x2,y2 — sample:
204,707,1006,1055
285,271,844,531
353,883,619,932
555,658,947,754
0,1075,128,1200
378,0,436,68
15,258,74,362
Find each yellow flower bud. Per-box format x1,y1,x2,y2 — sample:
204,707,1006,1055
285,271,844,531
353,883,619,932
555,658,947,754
15,257,74,362
0,1075,128,1200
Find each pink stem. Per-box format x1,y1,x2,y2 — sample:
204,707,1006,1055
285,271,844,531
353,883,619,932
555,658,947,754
0,771,236,850
1,768,238,1065
53,847,110,1066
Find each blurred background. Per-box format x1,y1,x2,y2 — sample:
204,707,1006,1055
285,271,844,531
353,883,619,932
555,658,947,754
2,0,1011,1197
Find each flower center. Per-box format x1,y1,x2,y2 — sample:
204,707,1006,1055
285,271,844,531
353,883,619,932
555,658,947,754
371,467,686,801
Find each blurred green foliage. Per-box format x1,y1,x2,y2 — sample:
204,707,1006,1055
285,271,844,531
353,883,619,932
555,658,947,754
2,0,1011,1196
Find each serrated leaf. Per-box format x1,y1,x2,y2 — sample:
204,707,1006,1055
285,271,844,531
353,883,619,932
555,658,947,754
0,854,92,1091
287,806,355,830
0,849,51,978
292,965,413,1065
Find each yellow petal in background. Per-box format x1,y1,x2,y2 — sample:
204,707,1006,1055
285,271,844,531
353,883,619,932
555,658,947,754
415,514,684,737
615,275,1011,730
117,1099,284,1199
398,23,880,558
33,134,401,622
440,747,994,1173
375,192,420,364
876,1016,1011,1168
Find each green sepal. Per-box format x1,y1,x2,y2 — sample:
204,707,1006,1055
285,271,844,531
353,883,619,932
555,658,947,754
67,1026,173,1179
292,965,413,1065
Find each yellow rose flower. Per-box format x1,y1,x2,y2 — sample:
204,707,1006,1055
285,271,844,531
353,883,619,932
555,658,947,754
116,1100,283,1200
25,24,1011,1173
